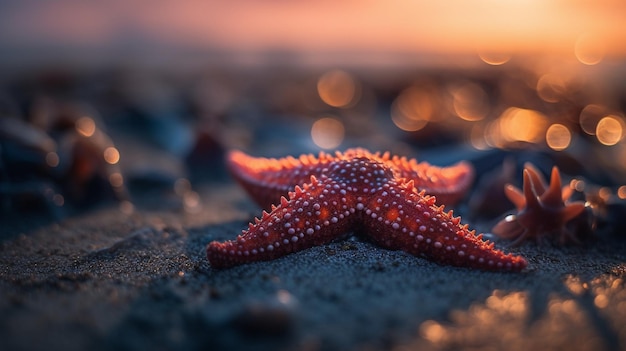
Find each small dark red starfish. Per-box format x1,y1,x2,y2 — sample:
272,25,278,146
492,163,586,246
207,148,527,272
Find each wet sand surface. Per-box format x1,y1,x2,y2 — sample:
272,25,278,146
1,179,625,351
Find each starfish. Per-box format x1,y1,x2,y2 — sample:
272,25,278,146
226,148,475,209
492,163,587,246
207,148,527,272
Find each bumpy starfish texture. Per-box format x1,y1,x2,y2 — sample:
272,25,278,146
492,163,586,246
226,148,474,209
207,149,527,272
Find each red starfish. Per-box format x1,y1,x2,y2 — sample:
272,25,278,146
226,148,475,208
207,148,527,272
492,163,586,246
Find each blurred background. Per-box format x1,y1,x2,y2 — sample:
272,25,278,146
1,0,626,226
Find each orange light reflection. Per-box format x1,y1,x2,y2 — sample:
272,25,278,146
487,107,548,147
580,105,608,135
478,52,511,65
546,124,572,151
575,33,606,65
536,74,567,103
76,117,96,137
103,147,120,164
317,70,358,108
311,117,345,149
450,82,489,121
596,116,624,145
391,86,436,132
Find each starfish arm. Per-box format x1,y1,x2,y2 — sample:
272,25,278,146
561,186,574,202
207,176,355,268
523,163,548,194
359,181,527,272
503,184,526,211
492,215,525,240
522,169,541,209
562,201,586,222
540,166,565,208
226,150,328,208
392,159,475,206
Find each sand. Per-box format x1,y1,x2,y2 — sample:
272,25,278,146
1,180,625,351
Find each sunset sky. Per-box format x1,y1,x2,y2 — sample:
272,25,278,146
0,0,624,65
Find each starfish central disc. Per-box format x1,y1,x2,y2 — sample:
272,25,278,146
325,157,394,192
207,148,527,272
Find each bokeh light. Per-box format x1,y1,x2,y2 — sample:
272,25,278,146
486,107,548,147
590,276,626,348
469,124,489,150
575,33,605,65
103,146,120,164
450,81,489,121
420,320,446,344
536,74,567,103
596,116,624,146
546,124,571,151
570,179,585,192
76,117,96,137
598,187,612,202
579,104,608,135
317,70,358,108
311,117,345,149
183,191,202,213
595,293,609,309
109,172,124,188
618,186,626,199
391,86,436,132
478,52,511,65
45,152,60,167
